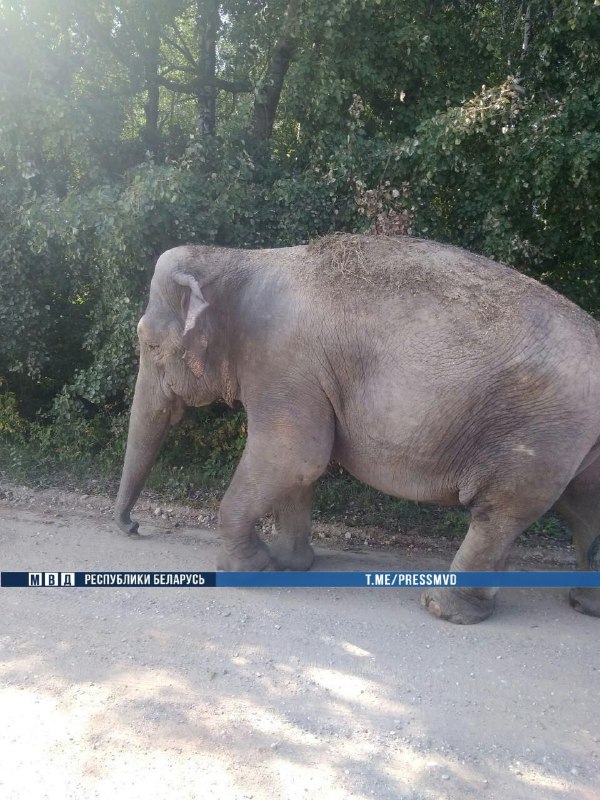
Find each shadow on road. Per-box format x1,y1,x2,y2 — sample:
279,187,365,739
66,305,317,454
0,508,598,799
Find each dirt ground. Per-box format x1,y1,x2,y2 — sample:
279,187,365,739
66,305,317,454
0,481,599,800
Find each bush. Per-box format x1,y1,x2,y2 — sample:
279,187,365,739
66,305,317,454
1,2,598,501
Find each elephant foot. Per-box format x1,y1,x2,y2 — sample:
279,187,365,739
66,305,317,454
115,512,140,536
269,539,315,571
569,587,600,618
216,539,279,572
421,587,496,625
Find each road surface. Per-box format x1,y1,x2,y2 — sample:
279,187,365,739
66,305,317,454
0,486,598,800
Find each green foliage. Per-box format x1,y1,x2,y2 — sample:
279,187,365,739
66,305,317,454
0,380,25,434
285,0,504,144
0,0,599,511
152,407,248,490
386,1,600,313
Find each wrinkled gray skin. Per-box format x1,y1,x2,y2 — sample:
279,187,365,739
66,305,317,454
115,235,600,624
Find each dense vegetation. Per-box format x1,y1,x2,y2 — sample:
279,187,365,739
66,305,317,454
0,1,599,519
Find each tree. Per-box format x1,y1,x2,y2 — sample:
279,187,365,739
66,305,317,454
250,0,301,139
0,0,598,449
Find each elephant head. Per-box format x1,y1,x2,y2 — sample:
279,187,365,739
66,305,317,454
114,247,235,534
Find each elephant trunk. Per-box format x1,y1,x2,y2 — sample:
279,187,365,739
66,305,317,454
114,362,179,535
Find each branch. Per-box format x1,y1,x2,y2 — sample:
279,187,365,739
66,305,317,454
173,21,199,67
162,31,198,68
160,64,198,77
157,75,252,95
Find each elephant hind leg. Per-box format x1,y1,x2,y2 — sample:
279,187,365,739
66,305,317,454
554,457,600,617
422,507,528,624
423,472,571,624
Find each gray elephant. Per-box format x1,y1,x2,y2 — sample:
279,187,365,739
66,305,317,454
114,234,600,624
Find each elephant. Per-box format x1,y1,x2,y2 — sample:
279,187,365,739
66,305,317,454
114,233,600,624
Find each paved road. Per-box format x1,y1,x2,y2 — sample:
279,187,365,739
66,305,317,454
0,502,598,800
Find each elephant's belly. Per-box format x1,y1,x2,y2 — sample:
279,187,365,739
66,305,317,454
332,436,461,506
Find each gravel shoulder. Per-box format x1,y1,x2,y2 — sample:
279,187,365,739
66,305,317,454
0,481,598,800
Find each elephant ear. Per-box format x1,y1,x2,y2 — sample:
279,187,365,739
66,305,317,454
173,273,210,377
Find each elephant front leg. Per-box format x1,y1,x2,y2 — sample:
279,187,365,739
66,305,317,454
217,474,318,572
216,461,277,571
216,425,332,571
269,485,315,571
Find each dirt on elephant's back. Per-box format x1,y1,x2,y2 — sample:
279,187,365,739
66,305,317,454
307,233,511,287
306,234,514,303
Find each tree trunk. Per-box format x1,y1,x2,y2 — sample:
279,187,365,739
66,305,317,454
196,0,219,136
251,0,301,141
142,4,161,157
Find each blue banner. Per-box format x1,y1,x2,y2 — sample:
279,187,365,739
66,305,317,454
1,570,599,588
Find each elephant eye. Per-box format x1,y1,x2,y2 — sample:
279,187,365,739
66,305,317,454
146,343,160,351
